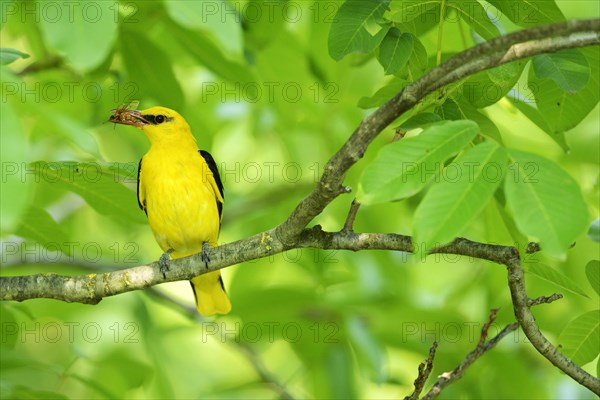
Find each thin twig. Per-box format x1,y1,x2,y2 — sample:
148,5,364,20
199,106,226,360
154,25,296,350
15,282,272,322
410,294,570,399
392,128,406,142
143,289,296,399
236,343,296,400
421,310,519,400
526,242,543,254
342,200,361,232
528,293,563,307
17,56,63,76
478,308,499,346
404,342,438,400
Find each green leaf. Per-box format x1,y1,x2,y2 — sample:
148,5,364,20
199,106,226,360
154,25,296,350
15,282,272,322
32,103,101,158
321,344,357,399
28,162,146,224
92,350,152,390
358,120,479,204
358,78,405,109
434,97,462,120
38,1,117,72
68,374,118,399
3,386,68,400
525,263,590,298
504,150,589,258
347,315,385,382
460,61,526,108
486,0,565,27
414,142,507,252
0,100,32,232
528,46,599,134
0,48,30,65
398,112,442,130
448,0,500,40
457,98,503,143
559,310,600,367
231,285,316,324
170,23,255,84
405,33,428,78
587,218,600,242
328,0,391,61
389,0,499,40
165,0,243,58
437,97,503,143
120,30,184,110
241,0,288,51
388,1,439,26
533,49,590,93
105,162,139,181
0,305,17,348
506,95,568,151
15,206,71,255
377,28,413,75
495,192,531,253
586,260,600,297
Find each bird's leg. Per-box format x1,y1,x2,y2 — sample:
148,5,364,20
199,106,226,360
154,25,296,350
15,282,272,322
159,248,174,278
201,242,212,268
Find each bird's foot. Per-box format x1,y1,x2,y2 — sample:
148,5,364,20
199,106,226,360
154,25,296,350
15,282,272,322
159,248,174,278
201,243,211,268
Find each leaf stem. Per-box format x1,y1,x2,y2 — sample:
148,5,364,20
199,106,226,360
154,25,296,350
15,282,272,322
436,0,447,65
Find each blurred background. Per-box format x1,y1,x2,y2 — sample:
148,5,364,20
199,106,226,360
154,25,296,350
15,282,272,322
1,0,598,398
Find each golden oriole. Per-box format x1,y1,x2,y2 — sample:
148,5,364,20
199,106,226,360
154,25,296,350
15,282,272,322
110,105,231,316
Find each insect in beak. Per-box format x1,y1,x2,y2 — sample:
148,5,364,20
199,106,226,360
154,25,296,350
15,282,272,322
109,100,148,127
109,109,149,127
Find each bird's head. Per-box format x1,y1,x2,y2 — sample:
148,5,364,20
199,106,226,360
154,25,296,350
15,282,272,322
110,106,196,145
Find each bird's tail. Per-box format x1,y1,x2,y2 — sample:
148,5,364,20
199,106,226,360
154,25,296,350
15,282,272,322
190,271,231,316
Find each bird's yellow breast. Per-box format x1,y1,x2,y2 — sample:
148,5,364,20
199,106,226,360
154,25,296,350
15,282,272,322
140,144,221,258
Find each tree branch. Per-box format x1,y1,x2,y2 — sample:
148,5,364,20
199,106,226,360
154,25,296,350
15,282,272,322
421,313,519,400
506,257,600,395
407,295,566,399
2,18,599,395
0,230,522,303
2,20,595,303
273,19,600,244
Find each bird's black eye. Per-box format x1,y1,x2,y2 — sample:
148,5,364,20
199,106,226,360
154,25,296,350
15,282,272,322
140,114,172,125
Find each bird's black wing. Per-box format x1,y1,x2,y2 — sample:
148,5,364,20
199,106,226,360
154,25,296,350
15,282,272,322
199,150,224,218
137,158,147,215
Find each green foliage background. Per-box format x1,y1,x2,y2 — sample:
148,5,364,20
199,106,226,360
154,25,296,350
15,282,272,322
1,0,599,398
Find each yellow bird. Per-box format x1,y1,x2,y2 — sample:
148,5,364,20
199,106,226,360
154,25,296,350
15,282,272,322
110,105,231,316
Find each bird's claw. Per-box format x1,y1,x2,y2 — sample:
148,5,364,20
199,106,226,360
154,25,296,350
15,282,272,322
159,248,174,278
201,243,211,268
